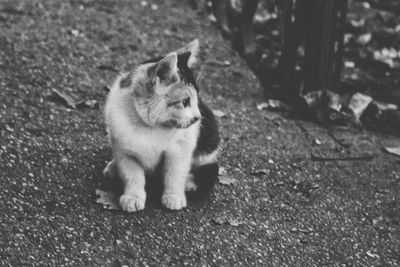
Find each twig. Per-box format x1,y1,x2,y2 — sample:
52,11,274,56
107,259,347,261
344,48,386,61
328,130,351,148
96,65,119,73
311,152,374,161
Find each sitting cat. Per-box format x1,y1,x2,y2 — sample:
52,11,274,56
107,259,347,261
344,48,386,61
103,39,220,212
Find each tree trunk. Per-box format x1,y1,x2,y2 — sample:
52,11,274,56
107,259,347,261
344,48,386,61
278,0,348,103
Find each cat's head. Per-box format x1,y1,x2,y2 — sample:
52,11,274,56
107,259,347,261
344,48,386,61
126,39,202,129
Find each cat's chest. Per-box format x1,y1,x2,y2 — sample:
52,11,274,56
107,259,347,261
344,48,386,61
122,125,198,169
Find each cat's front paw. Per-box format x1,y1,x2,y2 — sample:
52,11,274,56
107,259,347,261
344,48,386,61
161,193,187,210
119,194,145,212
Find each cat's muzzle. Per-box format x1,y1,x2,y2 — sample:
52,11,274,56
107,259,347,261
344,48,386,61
177,117,200,129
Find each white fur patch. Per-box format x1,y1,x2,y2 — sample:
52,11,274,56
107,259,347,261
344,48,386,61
192,149,219,168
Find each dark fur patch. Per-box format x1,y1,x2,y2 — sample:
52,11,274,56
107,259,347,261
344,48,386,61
120,73,133,88
141,53,199,91
177,52,199,91
195,98,220,155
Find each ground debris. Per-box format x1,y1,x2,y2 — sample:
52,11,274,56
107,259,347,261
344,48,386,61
256,99,289,111
50,89,99,110
311,152,374,161
348,93,373,122
212,216,244,227
96,65,119,73
383,146,400,157
95,189,120,210
218,175,235,185
250,169,268,176
290,180,319,198
213,109,227,118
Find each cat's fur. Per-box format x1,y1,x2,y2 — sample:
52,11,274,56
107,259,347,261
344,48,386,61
103,40,219,212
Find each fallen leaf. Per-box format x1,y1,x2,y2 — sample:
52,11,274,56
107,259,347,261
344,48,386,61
51,89,77,109
366,251,380,259
213,109,227,118
207,14,217,23
218,166,227,175
257,102,269,110
254,9,277,24
383,146,400,157
218,175,235,185
350,18,365,28
374,101,397,111
76,99,99,109
69,29,80,36
250,169,268,176
344,61,355,68
50,89,99,110
257,99,289,111
212,217,225,225
96,65,119,73
228,219,244,226
348,93,373,121
212,217,243,226
373,48,400,68
357,33,372,45
314,138,322,145
95,189,120,210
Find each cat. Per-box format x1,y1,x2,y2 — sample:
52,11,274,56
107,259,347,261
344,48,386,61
103,39,220,212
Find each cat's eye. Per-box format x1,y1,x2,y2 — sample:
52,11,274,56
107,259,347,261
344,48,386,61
182,97,190,108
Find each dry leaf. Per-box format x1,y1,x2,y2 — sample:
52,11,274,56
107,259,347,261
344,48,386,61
97,65,119,73
250,169,268,176
383,146,400,157
95,189,120,210
373,48,400,68
374,101,398,111
257,102,269,110
256,99,288,111
213,109,227,118
212,217,243,226
357,33,372,45
344,61,355,68
348,93,372,121
50,89,98,110
350,18,365,28
76,99,99,109
366,251,380,259
218,175,235,185
51,89,77,109
207,14,217,23
228,219,244,226
212,217,225,225
70,29,80,36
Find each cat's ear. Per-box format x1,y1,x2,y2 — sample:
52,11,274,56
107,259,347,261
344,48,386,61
152,52,178,83
175,39,199,68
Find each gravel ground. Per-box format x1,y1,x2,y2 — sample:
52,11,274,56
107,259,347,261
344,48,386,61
0,0,400,266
